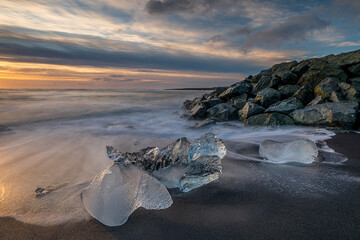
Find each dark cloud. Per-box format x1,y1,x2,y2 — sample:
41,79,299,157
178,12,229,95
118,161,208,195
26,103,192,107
233,26,252,36
145,0,219,14
241,12,330,50
0,29,261,73
205,34,225,43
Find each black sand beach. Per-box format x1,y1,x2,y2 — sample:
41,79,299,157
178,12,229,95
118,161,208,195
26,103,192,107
1,132,359,240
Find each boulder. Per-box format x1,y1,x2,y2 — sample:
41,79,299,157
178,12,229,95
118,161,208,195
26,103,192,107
270,61,298,72
278,85,301,99
218,81,253,101
255,88,281,108
322,49,360,67
230,98,247,110
206,103,237,121
339,82,360,102
348,63,360,76
290,59,312,76
191,118,216,128
290,102,359,129
214,87,227,96
307,96,324,106
238,102,265,120
189,102,207,120
245,113,294,126
252,76,272,95
272,70,298,85
297,62,347,88
314,77,343,102
251,69,273,83
202,96,222,108
293,85,314,105
349,77,360,90
266,97,303,114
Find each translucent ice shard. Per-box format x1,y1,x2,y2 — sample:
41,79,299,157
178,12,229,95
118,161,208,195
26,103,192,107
179,155,222,192
81,164,173,227
188,133,226,162
259,139,318,164
106,133,226,193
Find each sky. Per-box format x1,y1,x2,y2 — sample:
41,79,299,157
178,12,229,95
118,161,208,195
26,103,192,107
0,0,359,89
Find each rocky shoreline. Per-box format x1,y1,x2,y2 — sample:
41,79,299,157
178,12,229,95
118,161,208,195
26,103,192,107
182,49,360,130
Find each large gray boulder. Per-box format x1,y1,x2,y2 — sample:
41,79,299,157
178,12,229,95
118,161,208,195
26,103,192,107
245,113,294,126
290,102,359,129
314,77,343,102
297,62,347,88
251,69,273,83
270,61,298,72
322,49,360,67
230,97,247,110
307,96,324,106
278,85,301,99
206,103,237,121
339,82,360,102
255,88,281,108
202,96,222,108
272,70,298,85
266,97,303,114
293,85,314,106
189,102,207,120
238,102,265,121
219,81,253,101
252,76,272,95
348,63,360,76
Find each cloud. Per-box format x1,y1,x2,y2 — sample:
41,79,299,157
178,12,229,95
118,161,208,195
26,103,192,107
241,12,330,50
93,76,139,82
233,26,252,36
145,0,220,15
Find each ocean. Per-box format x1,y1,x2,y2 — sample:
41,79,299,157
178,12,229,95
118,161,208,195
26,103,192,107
0,89,351,226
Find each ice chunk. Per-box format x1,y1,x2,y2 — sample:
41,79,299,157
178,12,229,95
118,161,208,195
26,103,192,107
81,164,173,227
179,155,222,192
106,133,226,192
188,133,226,162
106,137,190,172
259,139,318,164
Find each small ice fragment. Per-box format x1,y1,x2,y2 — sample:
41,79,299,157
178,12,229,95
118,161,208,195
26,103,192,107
35,188,50,197
259,139,318,164
188,133,226,162
179,155,222,192
81,164,173,227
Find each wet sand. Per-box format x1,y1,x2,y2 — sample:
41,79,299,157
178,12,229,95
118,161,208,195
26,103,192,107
1,132,360,240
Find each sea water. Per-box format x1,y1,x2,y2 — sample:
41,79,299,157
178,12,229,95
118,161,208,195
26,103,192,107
0,89,349,225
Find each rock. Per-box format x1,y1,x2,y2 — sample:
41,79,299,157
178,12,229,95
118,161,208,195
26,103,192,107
349,77,360,90
272,70,298,85
202,97,221,108
189,102,207,120
191,118,216,128
252,69,273,83
348,63,360,76
0,126,12,132
252,76,271,95
293,85,314,105
259,139,318,164
206,103,237,121
307,96,324,106
339,82,360,102
255,88,281,108
290,102,359,129
230,98,247,110
322,49,360,67
238,102,265,120
81,164,173,227
270,61,298,72
182,100,194,111
278,85,301,99
213,87,227,95
245,113,294,126
297,62,347,88
314,77,343,102
266,97,303,114
218,81,253,101
290,59,312,76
